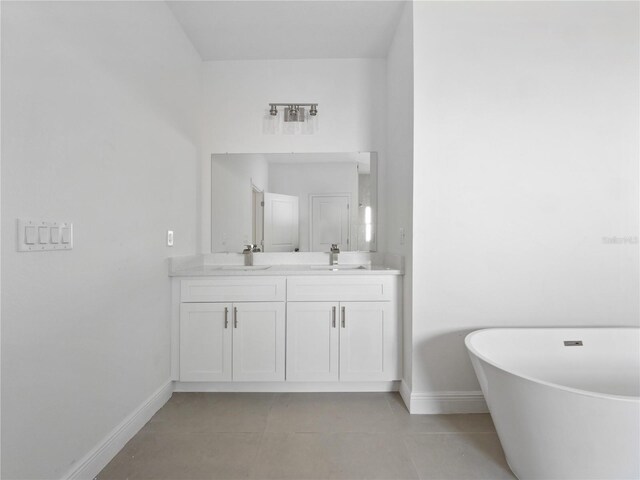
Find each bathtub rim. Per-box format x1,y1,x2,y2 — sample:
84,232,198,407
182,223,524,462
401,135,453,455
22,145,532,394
465,327,640,403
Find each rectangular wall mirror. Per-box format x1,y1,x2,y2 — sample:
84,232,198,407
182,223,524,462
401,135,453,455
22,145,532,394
211,152,378,253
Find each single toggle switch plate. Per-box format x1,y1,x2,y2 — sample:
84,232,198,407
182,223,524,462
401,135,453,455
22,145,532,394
18,219,73,252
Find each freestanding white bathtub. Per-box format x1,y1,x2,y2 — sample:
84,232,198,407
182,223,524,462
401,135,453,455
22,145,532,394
465,328,640,480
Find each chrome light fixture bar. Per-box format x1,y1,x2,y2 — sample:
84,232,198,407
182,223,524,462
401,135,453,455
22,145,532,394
269,103,318,122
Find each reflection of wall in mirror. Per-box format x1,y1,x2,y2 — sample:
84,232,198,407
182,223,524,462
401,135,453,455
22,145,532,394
252,188,264,247
269,161,359,251
211,154,269,252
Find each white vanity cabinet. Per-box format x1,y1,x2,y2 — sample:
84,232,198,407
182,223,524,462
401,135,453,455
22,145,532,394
179,277,286,382
175,273,401,388
286,301,397,382
286,276,400,382
338,301,397,381
180,303,232,382
231,302,285,381
286,302,339,381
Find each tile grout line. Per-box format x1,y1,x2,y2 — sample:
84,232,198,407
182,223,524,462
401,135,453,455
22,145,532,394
249,393,280,479
405,431,499,436
401,434,425,480
383,392,399,416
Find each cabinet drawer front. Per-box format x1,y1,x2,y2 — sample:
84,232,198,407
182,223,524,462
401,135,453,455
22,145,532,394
287,276,394,302
181,277,285,302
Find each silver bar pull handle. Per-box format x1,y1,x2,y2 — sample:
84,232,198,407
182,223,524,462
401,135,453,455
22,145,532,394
224,307,229,329
234,307,238,328
341,306,346,328
332,306,336,328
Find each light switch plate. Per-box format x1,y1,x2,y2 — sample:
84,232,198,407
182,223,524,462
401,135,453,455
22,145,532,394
18,219,73,252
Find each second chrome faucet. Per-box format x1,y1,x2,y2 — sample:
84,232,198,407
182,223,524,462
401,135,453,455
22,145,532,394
243,244,261,266
330,243,340,265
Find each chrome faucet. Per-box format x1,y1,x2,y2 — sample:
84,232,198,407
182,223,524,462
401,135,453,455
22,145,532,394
243,244,261,266
330,243,340,265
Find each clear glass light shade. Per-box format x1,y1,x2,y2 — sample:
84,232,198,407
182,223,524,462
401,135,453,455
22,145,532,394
301,110,319,135
282,118,300,135
262,110,281,135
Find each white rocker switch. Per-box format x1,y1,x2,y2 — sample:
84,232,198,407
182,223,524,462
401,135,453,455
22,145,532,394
25,226,37,245
61,227,71,244
50,227,60,244
38,226,49,244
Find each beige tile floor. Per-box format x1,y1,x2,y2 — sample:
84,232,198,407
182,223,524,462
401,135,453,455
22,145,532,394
98,392,516,480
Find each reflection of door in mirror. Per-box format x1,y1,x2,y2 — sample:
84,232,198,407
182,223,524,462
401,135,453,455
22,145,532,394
310,195,350,252
263,192,299,252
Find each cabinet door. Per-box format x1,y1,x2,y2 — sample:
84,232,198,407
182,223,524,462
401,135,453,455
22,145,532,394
180,303,232,382
339,302,399,382
232,302,285,381
286,302,339,381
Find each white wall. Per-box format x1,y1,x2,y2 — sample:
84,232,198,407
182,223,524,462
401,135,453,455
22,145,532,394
412,2,639,398
385,3,414,389
200,59,386,253
269,161,359,251
1,2,201,478
211,154,268,252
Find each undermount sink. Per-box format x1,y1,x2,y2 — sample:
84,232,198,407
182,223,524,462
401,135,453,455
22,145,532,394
309,265,367,270
218,265,271,271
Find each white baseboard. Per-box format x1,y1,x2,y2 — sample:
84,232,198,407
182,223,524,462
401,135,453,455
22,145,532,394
63,380,173,480
399,379,412,410
173,380,400,393
406,389,488,414
399,379,488,414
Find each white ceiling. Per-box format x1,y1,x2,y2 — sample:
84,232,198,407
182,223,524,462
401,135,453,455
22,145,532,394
166,1,406,61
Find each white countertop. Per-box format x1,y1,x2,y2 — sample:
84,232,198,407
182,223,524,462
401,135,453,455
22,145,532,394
169,264,402,277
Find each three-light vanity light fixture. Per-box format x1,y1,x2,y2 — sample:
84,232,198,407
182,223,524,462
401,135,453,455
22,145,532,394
263,103,319,134
268,103,318,122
